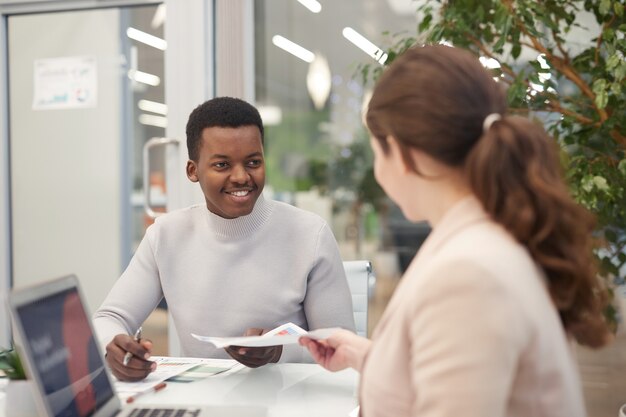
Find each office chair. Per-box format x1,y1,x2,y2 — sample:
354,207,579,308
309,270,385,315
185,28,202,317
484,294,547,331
343,260,376,337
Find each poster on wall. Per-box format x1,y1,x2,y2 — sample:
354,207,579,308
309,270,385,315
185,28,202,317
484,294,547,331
32,56,97,110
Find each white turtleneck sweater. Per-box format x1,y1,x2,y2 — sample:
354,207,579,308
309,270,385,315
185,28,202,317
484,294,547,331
93,195,355,362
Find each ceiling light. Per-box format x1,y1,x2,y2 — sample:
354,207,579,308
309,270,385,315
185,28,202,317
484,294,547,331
297,0,321,13
138,99,167,115
306,54,332,110
151,4,166,29
127,27,166,51
139,114,167,128
342,27,387,65
128,69,160,86
272,35,315,63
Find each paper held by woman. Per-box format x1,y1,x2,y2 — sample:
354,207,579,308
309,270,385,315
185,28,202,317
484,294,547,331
191,322,340,348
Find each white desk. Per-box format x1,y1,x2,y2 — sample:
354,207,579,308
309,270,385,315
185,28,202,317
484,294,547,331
0,364,359,417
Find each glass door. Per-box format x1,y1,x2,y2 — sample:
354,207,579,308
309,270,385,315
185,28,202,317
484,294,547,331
7,4,165,317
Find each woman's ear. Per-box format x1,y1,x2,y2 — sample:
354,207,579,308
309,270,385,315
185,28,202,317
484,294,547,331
186,160,199,182
408,146,448,178
386,135,415,175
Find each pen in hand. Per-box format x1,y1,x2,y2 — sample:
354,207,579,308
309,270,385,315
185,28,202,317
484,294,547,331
123,327,142,366
126,381,167,404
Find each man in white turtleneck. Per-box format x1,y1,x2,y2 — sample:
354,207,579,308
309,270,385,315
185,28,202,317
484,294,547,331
94,97,356,382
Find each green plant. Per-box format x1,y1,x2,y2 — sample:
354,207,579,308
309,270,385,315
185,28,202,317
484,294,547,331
0,347,26,380
358,0,626,327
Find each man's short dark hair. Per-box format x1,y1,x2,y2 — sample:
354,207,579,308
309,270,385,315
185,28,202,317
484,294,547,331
186,96,265,161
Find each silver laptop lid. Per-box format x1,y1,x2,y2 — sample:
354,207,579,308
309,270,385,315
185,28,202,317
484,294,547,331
7,274,122,417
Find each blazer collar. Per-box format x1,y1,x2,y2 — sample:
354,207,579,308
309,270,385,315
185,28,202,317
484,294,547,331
415,195,490,262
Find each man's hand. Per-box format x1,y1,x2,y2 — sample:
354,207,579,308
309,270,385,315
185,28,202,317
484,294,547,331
105,334,156,381
224,328,282,368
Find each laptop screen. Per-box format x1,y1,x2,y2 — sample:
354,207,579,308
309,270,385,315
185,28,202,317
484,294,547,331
12,281,116,417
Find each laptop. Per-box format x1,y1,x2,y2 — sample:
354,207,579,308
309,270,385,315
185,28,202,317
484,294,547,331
6,274,267,417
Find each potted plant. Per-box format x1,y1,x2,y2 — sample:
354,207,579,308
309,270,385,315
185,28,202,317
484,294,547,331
0,347,38,417
358,0,625,329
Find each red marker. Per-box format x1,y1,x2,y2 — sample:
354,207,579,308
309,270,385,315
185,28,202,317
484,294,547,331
126,382,167,404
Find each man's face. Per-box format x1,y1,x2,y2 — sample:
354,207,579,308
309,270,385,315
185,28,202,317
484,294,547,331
186,125,265,219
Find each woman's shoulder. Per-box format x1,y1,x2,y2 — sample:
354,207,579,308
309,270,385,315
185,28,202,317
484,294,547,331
416,220,544,296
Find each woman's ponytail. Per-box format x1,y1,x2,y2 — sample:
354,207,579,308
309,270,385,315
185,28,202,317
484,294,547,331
466,115,610,347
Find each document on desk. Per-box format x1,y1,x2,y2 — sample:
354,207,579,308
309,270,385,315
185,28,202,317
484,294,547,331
164,357,245,383
113,356,240,399
191,322,340,348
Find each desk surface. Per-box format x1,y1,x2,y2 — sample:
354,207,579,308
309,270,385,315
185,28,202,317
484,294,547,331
0,363,359,417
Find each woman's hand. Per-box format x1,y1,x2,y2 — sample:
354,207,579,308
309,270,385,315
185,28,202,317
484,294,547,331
105,334,156,381
299,329,371,372
224,328,282,368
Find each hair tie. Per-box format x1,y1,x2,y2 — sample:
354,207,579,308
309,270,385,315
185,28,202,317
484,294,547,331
482,113,501,133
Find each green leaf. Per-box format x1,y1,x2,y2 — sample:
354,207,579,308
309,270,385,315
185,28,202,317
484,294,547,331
619,159,626,175
606,54,621,71
582,176,594,192
615,2,624,17
593,78,608,94
0,348,26,380
599,0,612,15
511,43,522,59
594,91,609,109
616,63,626,82
419,13,433,33
593,175,610,192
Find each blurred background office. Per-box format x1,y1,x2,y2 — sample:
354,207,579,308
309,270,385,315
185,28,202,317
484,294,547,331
0,1,623,416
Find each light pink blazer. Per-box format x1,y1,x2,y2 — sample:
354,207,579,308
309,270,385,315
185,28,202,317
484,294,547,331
360,196,586,417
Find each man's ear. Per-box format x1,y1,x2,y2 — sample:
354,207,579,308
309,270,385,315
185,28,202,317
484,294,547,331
186,160,199,182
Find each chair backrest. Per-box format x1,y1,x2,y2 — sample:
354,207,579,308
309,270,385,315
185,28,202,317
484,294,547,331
343,260,375,337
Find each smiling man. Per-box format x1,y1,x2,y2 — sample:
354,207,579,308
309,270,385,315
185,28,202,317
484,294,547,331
93,97,356,382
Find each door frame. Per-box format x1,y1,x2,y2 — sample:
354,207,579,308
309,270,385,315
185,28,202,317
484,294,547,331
0,0,216,348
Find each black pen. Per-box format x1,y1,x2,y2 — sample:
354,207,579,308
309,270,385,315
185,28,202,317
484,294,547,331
123,327,142,366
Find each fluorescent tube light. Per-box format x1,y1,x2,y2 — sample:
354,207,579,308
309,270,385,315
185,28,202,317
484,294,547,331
297,0,321,13
128,69,161,86
138,99,168,115
272,35,315,63
151,4,166,29
139,114,167,128
127,27,167,51
342,27,388,65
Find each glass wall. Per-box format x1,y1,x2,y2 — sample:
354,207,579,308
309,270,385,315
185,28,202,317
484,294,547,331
254,0,431,312
7,4,164,316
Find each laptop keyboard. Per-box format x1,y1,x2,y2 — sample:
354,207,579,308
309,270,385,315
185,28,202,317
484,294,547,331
127,408,202,417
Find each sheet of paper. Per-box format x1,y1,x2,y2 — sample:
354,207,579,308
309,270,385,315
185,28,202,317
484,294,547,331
191,322,341,348
113,356,245,400
113,357,199,398
165,358,244,383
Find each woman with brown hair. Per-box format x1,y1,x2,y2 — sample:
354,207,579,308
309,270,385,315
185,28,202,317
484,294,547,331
300,45,610,416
